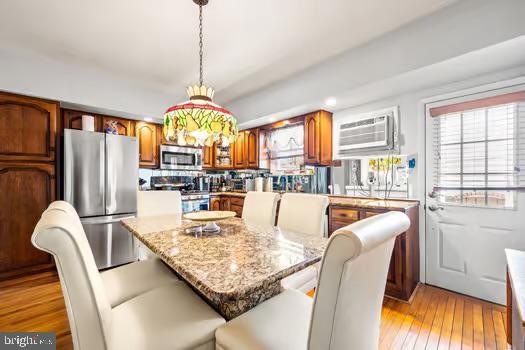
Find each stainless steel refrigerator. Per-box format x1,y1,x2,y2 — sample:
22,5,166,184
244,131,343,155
64,129,138,269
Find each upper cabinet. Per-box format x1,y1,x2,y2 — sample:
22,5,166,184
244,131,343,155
245,128,259,168
234,131,246,168
233,128,259,169
304,110,332,166
63,109,103,131
135,122,159,168
202,145,214,169
0,92,59,162
102,116,134,136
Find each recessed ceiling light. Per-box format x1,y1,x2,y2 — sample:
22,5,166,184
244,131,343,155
144,117,154,122
325,97,337,107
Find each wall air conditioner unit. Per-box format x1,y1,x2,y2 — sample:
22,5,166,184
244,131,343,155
333,106,397,158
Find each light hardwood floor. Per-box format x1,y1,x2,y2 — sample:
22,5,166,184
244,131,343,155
0,272,508,350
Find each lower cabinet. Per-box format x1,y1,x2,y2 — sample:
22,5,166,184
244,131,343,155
328,205,420,301
0,162,56,280
210,196,244,217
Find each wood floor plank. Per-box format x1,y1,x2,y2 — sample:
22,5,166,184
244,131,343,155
473,303,485,350
491,309,507,350
437,296,456,350
426,292,449,350
449,297,464,350
0,272,510,350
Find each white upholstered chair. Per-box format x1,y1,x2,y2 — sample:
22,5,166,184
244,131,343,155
137,190,182,260
215,211,410,350
241,191,280,226
33,203,225,350
278,193,330,293
45,201,179,308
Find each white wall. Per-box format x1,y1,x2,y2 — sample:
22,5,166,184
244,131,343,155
233,0,525,126
0,45,173,121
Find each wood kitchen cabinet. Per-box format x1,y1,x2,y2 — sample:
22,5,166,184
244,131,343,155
233,128,259,169
135,121,159,168
0,162,56,280
210,197,221,211
63,109,103,132
328,204,419,301
304,110,332,166
0,92,58,163
0,92,59,280
102,116,134,136
203,145,214,169
220,197,231,211
229,197,244,217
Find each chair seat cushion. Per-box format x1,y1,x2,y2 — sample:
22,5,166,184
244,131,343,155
280,262,320,293
101,258,180,307
215,289,312,350
110,282,225,350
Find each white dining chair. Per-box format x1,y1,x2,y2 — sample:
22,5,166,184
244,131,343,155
278,193,330,293
242,191,280,226
215,211,410,350
33,203,225,350
44,201,180,308
137,190,183,260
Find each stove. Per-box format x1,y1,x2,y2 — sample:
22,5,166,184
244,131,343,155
181,190,210,212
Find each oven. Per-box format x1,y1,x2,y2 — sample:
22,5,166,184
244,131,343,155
160,145,203,170
181,193,210,213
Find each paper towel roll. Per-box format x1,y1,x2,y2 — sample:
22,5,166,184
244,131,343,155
255,177,264,192
82,115,95,131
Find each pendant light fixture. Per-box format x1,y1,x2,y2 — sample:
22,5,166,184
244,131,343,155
163,0,238,147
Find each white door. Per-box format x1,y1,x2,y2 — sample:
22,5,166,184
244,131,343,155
425,87,525,305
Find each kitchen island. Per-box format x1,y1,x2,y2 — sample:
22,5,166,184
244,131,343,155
122,215,326,320
210,192,420,301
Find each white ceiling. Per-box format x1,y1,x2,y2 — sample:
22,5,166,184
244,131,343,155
0,0,457,105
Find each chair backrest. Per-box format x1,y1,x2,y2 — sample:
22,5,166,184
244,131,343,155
32,203,112,350
277,193,329,236
242,191,280,226
137,190,182,217
308,211,410,350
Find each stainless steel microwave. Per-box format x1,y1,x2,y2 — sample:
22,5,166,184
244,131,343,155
160,145,203,170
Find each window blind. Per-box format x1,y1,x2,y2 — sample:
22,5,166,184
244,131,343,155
432,94,525,208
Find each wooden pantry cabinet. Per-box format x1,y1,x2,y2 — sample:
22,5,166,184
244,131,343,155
0,92,59,280
234,128,259,169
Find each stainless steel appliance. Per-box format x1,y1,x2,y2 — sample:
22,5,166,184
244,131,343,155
181,191,210,213
160,145,202,170
64,129,138,269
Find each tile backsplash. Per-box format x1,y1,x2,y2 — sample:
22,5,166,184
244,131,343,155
139,168,205,189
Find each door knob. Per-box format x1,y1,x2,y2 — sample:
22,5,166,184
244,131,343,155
428,204,444,211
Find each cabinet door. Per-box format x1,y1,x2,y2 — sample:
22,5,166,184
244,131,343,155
102,117,134,136
304,113,320,164
135,122,159,168
0,93,58,162
63,109,102,132
234,132,246,168
0,162,55,277
210,197,221,211
245,128,259,168
203,145,214,169
220,198,231,211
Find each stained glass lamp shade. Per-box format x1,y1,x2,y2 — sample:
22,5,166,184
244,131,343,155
163,85,238,147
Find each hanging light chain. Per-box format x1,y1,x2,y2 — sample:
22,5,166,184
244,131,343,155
199,4,204,87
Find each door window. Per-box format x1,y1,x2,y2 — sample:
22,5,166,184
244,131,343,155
431,94,525,208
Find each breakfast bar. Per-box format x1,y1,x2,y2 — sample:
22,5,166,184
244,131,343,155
122,215,327,319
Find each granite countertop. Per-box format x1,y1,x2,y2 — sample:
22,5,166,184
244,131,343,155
122,215,326,319
210,191,419,210
506,249,525,326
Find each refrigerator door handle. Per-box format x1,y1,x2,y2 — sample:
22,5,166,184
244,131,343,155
100,138,106,208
